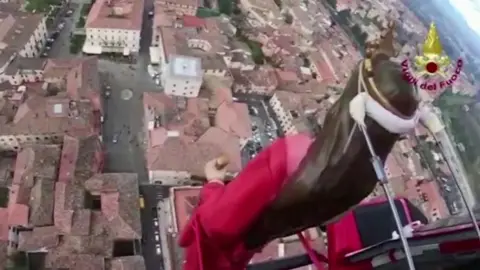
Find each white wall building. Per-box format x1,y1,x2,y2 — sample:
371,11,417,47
163,55,203,98
83,0,144,55
268,93,298,135
0,11,47,83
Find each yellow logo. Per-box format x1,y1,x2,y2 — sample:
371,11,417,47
401,22,463,92
414,23,450,77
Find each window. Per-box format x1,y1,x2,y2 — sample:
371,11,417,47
84,191,101,210
113,240,135,257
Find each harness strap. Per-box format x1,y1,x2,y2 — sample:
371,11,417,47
298,231,327,269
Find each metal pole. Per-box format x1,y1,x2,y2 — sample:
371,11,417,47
360,126,416,270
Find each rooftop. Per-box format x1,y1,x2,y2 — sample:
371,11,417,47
86,0,144,30
0,144,62,241
169,54,203,79
274,90,333,133
157,0,200,7
43,57,101,112
0,7,44,67
169,186,327,268
9,171,144,270
0,92,97,137
159,17,230,63
143,92,243,175
4,57,46,76
230,67,279,94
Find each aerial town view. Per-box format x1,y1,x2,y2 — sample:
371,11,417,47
1,0,480,269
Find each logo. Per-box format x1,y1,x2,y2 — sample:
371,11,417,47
401,22,463,92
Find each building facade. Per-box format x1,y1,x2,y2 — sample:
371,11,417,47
268,93,298,135
0,11,48,83
155,0,199,16
83,0,144,55
163,55,203,98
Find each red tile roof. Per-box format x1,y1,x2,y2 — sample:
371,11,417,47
182,15,206,28
58,135,80,183
171,186,201,232
86,0,144,30
215,102,252,139
0,209,8,241
44,57,102,112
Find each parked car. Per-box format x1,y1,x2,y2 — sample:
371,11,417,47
112,133,119,144
51,31,60,39
155,244,162,255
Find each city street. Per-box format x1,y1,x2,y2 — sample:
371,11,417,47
98,0,165,269
101,0,158,182
435,130,476,209
234,94,279,166
47,3,82,58
140,185,169,270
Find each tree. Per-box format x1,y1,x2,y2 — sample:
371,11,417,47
218,0,233,15
8,252,27,270
284,13,293,24
324,0,336,8
76,16,86,28
350,24,367,46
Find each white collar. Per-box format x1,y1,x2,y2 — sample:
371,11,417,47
351,92,421,134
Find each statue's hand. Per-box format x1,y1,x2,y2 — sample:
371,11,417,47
349,93,367,128
419,105,444,133
205,156,228,182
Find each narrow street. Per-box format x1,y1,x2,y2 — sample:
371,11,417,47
140,185,168,270
100,0,158,182
96,0,166,269
48,3,83,58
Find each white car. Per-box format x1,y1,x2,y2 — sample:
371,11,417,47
155,244,162,255
112,134,119,144
155,234,160,241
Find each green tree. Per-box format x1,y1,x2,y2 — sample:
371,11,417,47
8,252,27,270
247,41,265,64
324,0,337,8
350,24,367,46
218,0,233,15
284,13,293,24
76,16,86,28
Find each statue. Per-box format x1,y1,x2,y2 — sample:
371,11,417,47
179,22,430,270
244,21,421,249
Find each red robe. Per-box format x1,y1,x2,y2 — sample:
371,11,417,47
179,134,313,270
